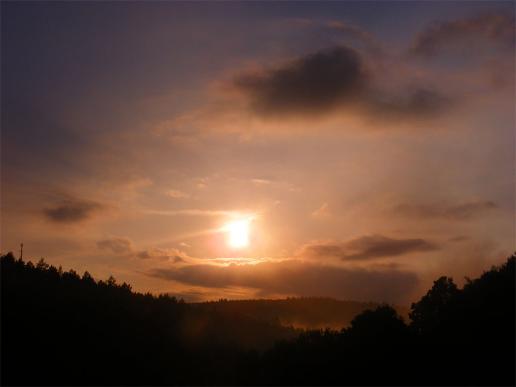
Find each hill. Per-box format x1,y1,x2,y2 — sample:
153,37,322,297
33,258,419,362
255,254,515,385
0,252,296,385
1,252,514,385
194,297,409,330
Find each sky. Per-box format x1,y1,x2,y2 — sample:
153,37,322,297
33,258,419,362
1,1,514,304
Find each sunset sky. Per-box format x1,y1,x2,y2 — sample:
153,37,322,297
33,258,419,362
1,1,514,304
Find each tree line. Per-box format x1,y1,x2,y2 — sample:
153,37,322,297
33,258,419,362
1,252,514,385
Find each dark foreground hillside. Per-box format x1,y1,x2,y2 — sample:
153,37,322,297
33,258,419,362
0,253,297,385
1,252,514,386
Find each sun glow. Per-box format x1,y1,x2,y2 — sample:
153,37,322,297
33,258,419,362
225,218,251,249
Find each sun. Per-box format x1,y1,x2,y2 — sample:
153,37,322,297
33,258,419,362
225,218,251,249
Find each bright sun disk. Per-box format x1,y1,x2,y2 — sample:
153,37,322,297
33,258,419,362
226,218,251,249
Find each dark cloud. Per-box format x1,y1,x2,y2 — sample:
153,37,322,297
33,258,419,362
137,250,154,259
302,235,438,261
367,87,451,120
410,12,515,57
137,248,187,263
234,46,368,117
148,259,419,303
233,45,450,120
394,200,497,221
43,198,103,223
97,237,133,255
448,235,470,243
343,235,438,260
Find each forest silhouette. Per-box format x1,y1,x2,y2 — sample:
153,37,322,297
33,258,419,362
1,252,514,386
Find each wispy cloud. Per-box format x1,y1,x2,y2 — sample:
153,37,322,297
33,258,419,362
97,237,133,255
43,198,104,224
142,209,239,217
300,235,438,261
166,189,190,199
311,202,330,218
136,247,188,263
251,178,272,186
394,200,497,221
410,12,514,57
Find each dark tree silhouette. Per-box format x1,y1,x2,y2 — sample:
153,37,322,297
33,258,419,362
1,252,514,386
409,276,460,334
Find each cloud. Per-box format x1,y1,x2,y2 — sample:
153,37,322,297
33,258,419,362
367,87,450,120
394,200,497,221
196,178,208,189
325,20,382,54
234,46,368,117
251,178,272,186
43,198,104,223
148,259,419,303
167,189,190,199
95,237,188,262
143,209,239,217
97,237,133,255
311,202,330,218
145,208,245,216
137,247,187,263
233,45,450,121
282,18,382,55
301,235,438,261
448,236,469,243
410,12,515,57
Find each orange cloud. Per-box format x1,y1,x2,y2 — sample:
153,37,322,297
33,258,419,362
300,235,438,261
43,198,104,224
148,258,419,303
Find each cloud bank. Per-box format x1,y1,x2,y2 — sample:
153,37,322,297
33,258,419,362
149,259,419,303
301,235,438,261
394,200,497,221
